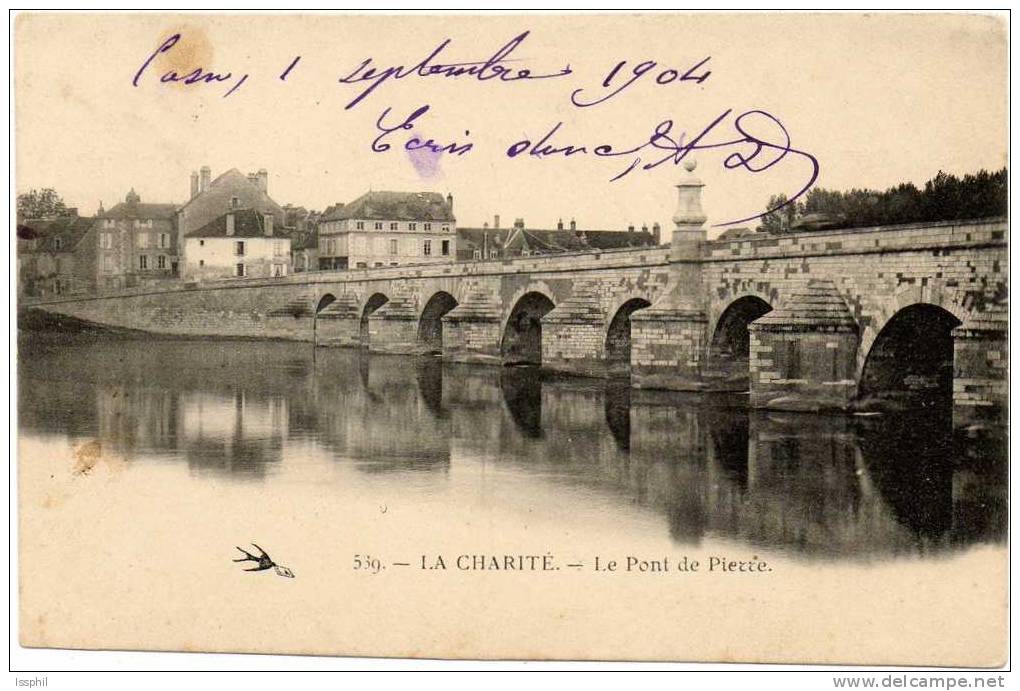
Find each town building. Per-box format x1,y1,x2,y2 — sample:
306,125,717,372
317,191,456,270
456,217,660,261
176,166,286,242
93,189,179,290
182,208,291,281
17,212,96,296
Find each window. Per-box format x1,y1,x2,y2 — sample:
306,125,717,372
356,261,367,268
102,255,114,272
389,239,398,255
273,264,283,277
424,223,431,231
199,240,204,246
230,196,240,209
103,219,116,229
409,223,417,231
235,241,245,256
473,249,481,259
441,239,450,256
374,222,383,230
442,224,450,232
235,263,246,277
355,221,364,230
199,260,204,267
274,240,285,257
100,233,113,249
139,255,148,270
423,239,432,256
389,222,398,231
157,255,167,269
54,238,62,250
137,232,150,248
374,262,383,267
159,233,169,248
489,249,498,258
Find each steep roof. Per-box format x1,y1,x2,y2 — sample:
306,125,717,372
177,168,284,218
101,201,177,220
19,215,96,251
335,191,454,222
186,208,289,239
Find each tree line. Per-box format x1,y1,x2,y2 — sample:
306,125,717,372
759,167,1007,233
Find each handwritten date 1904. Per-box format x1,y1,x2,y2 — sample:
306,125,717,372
506,109,819,227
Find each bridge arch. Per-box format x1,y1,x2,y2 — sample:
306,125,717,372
858,302,962,407
359,292,389,345
856,284,970,377
316,293,337,313
708,295,774,377
604,297,653,368
501,290,556,366
418,290,459,353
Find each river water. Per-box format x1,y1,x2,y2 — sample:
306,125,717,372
16,332,1010,661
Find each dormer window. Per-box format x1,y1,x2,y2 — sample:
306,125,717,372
230,196,240,209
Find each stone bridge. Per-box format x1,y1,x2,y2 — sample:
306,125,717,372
22,176,1007,425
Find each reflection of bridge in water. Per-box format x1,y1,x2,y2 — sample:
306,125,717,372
19,336,1007,559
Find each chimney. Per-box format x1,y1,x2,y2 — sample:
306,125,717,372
570,218,577,231
642,223,649,233
446,192,453,212
557,218,564,230
264,213,273,236
200,166,211,192
190,171,199,199
257,169,268,193
652,222,661,244
494,214,500,230
226,212,235,236
628,224,635,232
514,218,524,229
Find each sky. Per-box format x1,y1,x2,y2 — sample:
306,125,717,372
14,12,1008,238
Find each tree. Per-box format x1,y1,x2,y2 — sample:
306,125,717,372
758,194,802,233
17,188,69,219
761,167,1006,232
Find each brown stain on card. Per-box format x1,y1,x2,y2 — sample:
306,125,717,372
153,25,214,84
72,440,103,476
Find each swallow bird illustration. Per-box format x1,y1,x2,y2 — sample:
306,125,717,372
233,543,295,578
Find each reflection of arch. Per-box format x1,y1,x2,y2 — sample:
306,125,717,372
501,291,555,365
604,297,652,368
417,291,459,353
858,303,961,406
499,368,543,438
603,380,632,451
316,293,337,313
708,295,773,375
359,293,389,345
415,357,446,418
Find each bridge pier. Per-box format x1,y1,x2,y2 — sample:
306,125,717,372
314,295,362,347
952,310,1008,427
441,291,503,365
631,160,714,391
747,280,860,412
542,282,610,378
367,294,421,354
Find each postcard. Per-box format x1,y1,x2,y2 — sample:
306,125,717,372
14,11,1008,665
